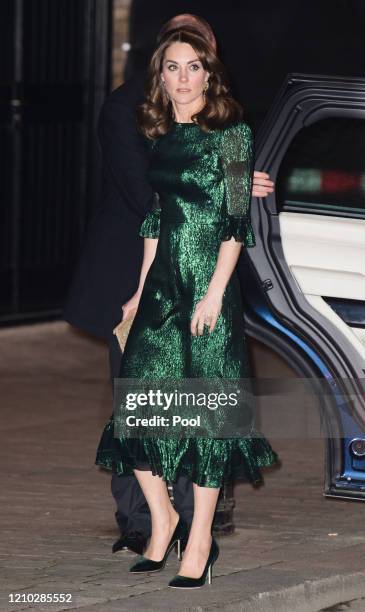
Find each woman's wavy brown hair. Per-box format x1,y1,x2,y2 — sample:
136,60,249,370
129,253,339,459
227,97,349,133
136,26,244,140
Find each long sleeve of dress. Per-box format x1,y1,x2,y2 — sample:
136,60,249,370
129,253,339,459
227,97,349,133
219,122,256,247
139,191,161,238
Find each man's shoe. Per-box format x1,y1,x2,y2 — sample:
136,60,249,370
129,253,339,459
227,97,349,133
112,531,148,555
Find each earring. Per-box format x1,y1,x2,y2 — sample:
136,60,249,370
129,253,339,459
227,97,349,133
203,81,209,97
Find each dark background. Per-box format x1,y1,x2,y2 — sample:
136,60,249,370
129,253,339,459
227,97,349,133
1,0,364,325
126,0,365,127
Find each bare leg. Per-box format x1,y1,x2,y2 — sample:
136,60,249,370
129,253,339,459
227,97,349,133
133,469,179,561
177,483,220,577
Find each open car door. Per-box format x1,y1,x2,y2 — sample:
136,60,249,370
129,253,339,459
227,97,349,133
242,74,365,500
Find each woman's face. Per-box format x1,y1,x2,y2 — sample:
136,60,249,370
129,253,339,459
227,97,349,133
161,42,209,109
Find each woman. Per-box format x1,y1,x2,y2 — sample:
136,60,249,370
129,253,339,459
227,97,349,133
96,24,279,588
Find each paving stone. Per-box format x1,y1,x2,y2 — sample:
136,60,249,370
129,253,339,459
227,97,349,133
1,322,365,611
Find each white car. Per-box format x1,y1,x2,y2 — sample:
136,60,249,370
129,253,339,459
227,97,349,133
243,73,365,500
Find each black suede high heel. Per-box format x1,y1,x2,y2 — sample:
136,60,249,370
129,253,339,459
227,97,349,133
129,517,186,573
168,537,219,588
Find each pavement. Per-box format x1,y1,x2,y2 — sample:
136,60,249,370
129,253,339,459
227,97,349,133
1,321,365,612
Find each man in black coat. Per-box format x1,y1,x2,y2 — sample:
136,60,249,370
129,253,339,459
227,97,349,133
63,14,274,555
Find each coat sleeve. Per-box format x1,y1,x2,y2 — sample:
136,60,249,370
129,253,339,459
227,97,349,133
219,121,256,247
139,191,161,238
97,94,153,219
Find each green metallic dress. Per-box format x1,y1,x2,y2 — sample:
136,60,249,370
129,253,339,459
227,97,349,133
95,119,279,488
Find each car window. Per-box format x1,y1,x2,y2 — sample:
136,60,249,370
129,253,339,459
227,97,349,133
276,117,365,217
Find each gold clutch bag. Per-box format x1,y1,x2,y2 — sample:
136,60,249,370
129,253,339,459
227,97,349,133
113,311,136,352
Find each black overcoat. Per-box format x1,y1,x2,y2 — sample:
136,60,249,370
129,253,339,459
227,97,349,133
62,70,154,340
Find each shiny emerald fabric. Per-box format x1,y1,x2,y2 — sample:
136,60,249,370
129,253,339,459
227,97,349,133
95,120,279,487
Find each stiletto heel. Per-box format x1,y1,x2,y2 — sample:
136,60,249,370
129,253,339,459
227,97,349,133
176,538,182,561
129,517,187,573
168,537,219,589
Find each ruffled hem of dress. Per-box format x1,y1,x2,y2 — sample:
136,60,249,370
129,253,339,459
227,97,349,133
139,209,160,238
220,216,256,247
95,418,279,488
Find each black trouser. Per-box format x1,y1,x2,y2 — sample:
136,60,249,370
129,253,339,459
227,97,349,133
108,333,194,536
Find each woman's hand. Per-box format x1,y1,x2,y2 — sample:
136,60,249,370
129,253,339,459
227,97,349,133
252,171,274,197
191,290,223,336
121,290,142,321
